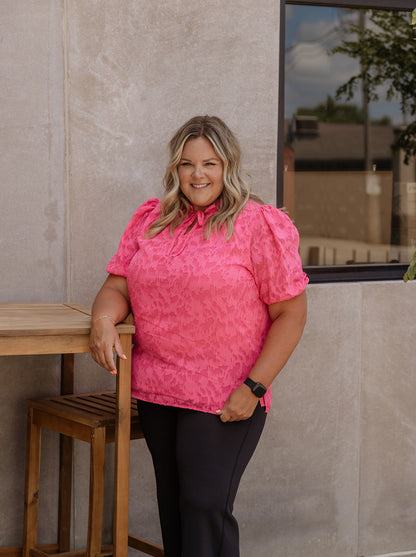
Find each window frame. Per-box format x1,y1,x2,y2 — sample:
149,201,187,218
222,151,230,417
278,0,415,282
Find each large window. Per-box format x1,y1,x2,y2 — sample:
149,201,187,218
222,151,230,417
279,0,415,281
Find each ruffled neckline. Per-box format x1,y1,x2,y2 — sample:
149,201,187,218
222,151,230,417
167,202,220,256
186,202,219,226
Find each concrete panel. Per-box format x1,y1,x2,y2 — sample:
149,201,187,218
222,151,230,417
0,355,61,546
0,0,66,303
128,441,162,546
65,0,280,307
359,281,416,556
0,0,66,549
236,283,362,557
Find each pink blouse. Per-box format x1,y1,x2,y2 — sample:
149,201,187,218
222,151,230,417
107,198,308,414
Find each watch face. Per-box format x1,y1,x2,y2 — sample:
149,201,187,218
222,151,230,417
252,382,267,397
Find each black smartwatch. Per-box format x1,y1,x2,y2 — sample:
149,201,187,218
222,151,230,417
244,377,267,398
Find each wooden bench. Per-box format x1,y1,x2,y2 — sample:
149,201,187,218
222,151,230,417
23,391,164,557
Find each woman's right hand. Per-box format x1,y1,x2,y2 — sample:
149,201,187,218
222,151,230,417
89,317,127,374
90,274,130,373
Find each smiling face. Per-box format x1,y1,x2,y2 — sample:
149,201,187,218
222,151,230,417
178,136,224,211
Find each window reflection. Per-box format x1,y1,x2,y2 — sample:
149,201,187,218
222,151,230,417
284,5,416,267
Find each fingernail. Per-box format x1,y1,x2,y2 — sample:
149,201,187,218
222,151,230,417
110,370,117,375
215,410,221,414
122,354,127,359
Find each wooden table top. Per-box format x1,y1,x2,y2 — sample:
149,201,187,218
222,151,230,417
0,303,134,356
0,303,134,337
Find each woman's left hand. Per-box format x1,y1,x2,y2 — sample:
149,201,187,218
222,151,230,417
215,384,259,422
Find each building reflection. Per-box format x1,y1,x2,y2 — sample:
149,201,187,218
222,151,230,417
284,117,416,266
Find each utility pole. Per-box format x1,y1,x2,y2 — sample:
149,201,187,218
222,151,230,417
360,10,371,172
360,10,382,245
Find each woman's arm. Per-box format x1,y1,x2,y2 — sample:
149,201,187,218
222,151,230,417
216,290,307,422
89,274,130,374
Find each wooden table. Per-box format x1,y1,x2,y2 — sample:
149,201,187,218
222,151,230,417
0,303,135,557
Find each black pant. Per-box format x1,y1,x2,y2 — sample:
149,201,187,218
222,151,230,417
136,400,267,557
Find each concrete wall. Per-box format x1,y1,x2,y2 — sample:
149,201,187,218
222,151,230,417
1,2,416,556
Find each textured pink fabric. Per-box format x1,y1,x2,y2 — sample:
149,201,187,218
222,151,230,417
107,198,308,414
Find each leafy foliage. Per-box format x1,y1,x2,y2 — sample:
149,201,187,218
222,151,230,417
331,9,416,163
296,94,391,125
403,251,416,282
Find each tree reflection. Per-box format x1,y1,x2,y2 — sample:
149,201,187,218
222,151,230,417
331,9,415,164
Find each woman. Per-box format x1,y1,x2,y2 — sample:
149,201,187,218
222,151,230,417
90,115,308,557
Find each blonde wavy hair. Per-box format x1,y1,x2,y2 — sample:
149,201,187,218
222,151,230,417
146,115,262,240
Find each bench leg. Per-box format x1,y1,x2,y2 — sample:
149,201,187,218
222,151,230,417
87,427,106,557
58,434,73,552
23,408,42,557
58,353,74,552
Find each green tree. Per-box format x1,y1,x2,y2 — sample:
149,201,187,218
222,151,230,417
331,9,416,163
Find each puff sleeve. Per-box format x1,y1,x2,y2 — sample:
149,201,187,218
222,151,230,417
250,205,308,304
106,198,161,277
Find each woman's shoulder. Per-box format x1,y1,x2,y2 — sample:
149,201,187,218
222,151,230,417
133,197,161,216
129,197,161,225
118,198,161,240
240,200,295,231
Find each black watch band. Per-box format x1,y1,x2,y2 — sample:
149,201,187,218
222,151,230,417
244,377,267,398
